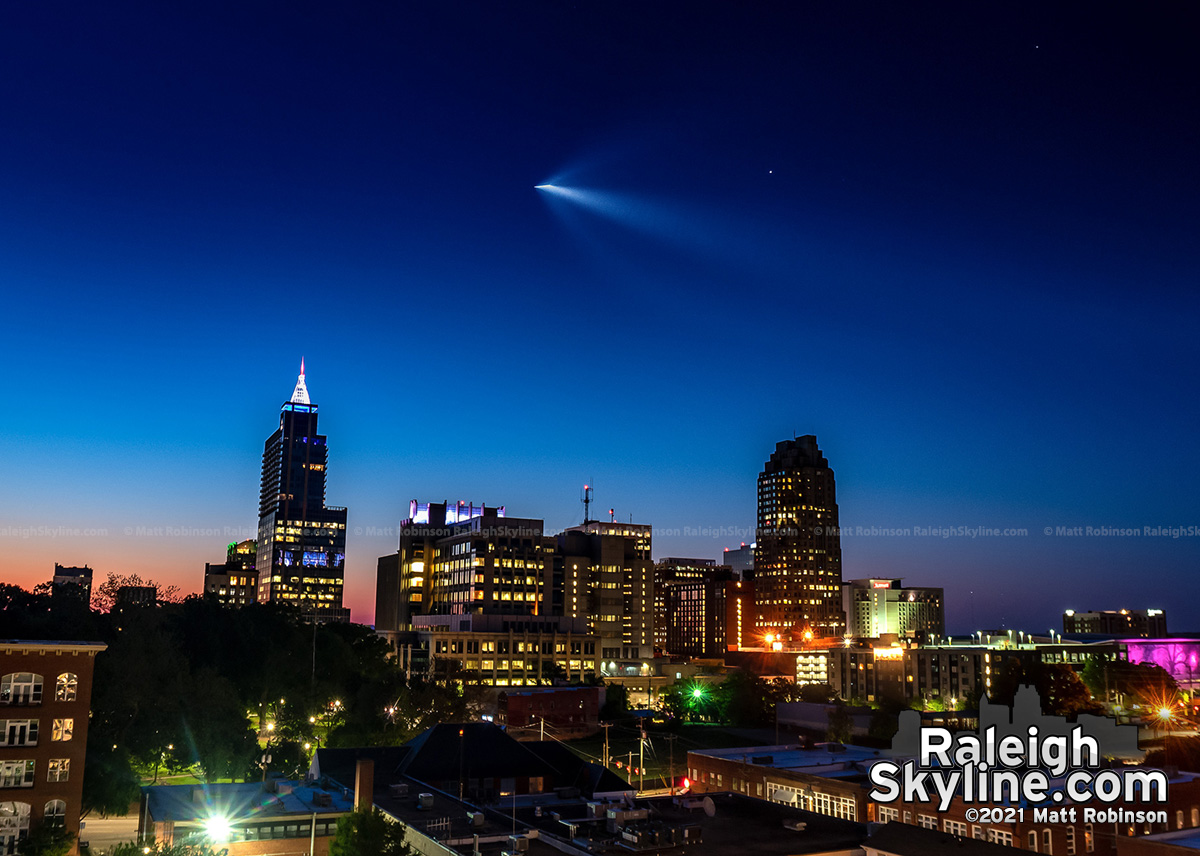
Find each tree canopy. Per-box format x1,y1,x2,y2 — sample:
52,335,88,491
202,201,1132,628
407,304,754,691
0,584,485,814
329,808,414,856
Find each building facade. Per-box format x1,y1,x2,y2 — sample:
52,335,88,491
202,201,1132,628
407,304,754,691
686,744,877,822
1064,609,1167,638
410,614,599,687
558,520,654,663
842,579,945,639
255,363,349,623
754,436,845,641
721,544,754,579
0,640,106,856
375,502,551,634
654,558,721,652
204,540,259,607
829,638,1127,706
376,505,653,671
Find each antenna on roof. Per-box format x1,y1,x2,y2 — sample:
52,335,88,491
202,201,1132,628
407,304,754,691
582,483,593,525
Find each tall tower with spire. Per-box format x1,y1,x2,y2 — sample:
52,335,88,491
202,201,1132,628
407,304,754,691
256,361,350,622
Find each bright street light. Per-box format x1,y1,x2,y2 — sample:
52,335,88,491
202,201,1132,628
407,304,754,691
204,815,232,842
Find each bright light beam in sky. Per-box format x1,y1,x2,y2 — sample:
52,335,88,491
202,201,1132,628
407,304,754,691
535,179,807,279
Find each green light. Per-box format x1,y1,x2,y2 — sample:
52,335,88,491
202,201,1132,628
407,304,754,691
692,688,704,699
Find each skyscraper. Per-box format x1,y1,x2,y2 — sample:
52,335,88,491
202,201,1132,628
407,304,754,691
256,362,349,622
754,435,845,641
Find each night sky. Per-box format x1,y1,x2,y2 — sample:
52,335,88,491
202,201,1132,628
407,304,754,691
2,3,1197,633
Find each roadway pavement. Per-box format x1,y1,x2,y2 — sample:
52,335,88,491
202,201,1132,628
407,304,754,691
79,813,139,854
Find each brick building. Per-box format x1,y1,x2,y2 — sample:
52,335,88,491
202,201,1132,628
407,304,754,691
0,640,106,856
496,686,604,739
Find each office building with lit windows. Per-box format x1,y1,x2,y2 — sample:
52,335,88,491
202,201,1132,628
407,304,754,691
203,540,259,607
841,578,944,640
754,436,845,642
375,501,552,635
255,363,349,623
1063,608,1167,638
653,558,724,652
412,614,599,687
557,520,654,666
376,507,653,675
0,640,106,856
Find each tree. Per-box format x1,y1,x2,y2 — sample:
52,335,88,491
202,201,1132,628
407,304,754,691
17,825,73,856
1145,736,1200,770
329,808,414,856
82,743,141,818
91,572,182,612
987,657,1101,718
600,683,629,720
826,703,853,743
714,670,770,727
799,683,836,704
867,700,909,741
1081,657,1178,708
183,669,259,782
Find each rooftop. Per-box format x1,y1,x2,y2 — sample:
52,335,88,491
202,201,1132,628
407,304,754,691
690,742,886,772
1133,828,1200,850
520,792,864,856
145,780,354,825
864,821,1030,854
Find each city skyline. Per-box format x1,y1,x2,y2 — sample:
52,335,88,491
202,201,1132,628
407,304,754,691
2,4,1197,633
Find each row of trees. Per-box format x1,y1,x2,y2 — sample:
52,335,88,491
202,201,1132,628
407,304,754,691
0,583,483,820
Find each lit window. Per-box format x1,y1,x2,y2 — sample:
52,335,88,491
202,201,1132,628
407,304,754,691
55,674,77,702
51,719,73,742
47,760,69,783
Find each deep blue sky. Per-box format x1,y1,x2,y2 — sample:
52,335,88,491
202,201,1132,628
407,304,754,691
2,3,1197,632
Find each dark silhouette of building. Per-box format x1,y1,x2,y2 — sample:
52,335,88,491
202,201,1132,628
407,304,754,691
754,436,845,641
255,362,348,623
114,585,157,610
50,565,93,603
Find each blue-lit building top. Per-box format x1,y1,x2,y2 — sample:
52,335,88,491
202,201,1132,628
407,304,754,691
256,363,349,622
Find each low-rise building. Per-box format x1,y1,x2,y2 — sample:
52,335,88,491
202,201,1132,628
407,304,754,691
410,614,599,687
497,686,604,739
685,743,879,822
829,637,1127,706
138,779,356,856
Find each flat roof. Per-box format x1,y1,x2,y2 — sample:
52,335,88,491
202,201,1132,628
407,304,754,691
520,792,864,856
690,743,886,772
374,778,516,842
145,781,354,824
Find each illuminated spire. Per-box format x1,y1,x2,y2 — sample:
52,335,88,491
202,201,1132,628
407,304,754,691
290,358,310,404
